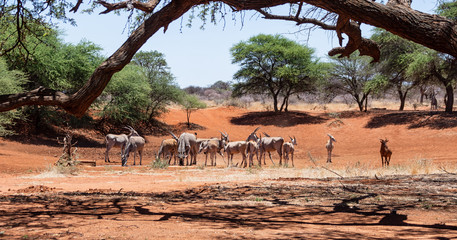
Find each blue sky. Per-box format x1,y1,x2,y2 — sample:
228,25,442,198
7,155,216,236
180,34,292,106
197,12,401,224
60,0,437,88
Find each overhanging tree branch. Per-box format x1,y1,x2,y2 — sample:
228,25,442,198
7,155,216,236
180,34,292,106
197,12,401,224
97,0,161,14
1,0,457,116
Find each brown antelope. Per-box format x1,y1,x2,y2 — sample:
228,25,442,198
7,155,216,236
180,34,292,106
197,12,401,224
246,139,260,167
224,141,247,167
380,138,392,167
283,136,297,167
157,138,178,165
198,139,220,166
326,134,336,163
259,132,284,166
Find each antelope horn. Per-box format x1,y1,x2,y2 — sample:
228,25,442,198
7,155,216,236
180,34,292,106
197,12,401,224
168,130,178,141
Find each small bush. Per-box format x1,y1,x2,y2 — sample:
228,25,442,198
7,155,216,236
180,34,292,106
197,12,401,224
54,151,80,175
151,157,169,169
197,164,206,170
225,97,250,109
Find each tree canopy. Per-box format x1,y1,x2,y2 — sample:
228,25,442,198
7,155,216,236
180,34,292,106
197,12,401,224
371,28,425,111
1,0,457,116
231,34,321,112
326,52,379,112
0,58,27,135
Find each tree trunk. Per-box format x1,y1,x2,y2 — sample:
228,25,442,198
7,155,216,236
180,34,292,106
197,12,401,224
279,95,290,112
445,84,454,113
273,96,279,112
353,94,364,112
398,89,408,111
285,97,289,112
186,109,191,128
419,86,427,104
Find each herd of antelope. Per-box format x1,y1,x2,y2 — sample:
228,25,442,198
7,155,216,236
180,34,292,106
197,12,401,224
105,126,392,168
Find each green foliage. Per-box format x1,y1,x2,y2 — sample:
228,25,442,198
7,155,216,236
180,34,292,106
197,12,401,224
101,64,152,124
150,156,169,169
1,21,103,131
437,0,457,20
0,58,27,136
21,39,102,91
181,94,207,109
371,28,429,82
181,94,206,127
372,28,436,110
0,1,75,56
231,34,321,112
326,52,378,111
132,51,183,119
1,16,103,92
99,50,183,125
404,48,435,80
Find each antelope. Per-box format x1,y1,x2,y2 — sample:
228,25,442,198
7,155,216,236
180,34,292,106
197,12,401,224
246,127,260,142
171,131,198,166
198,139,220,166
246,139,260,167
121,127,145,166
157,138,178,165
259,132,284,166
104,126,139,163
326,134,336,163
224,141,247,167
283,136,297,167
380,138,392,167
196,131,228,160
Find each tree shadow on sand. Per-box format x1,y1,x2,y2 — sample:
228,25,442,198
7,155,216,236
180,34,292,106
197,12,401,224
230,111,327,127
365,111,457,129
2,175,457,239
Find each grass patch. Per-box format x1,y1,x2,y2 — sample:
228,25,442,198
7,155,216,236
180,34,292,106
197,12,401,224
150,157,169,169
254,197,264,202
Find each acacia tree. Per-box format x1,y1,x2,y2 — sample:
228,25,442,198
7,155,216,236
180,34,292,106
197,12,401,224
371,29,425,111
1,0,457,116
131,50,182,121
231,34,320,112
181,94,206,128
408,49,457,113
327,53,379,112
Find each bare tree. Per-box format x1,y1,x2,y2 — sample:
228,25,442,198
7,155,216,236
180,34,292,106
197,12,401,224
1,0,456,116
